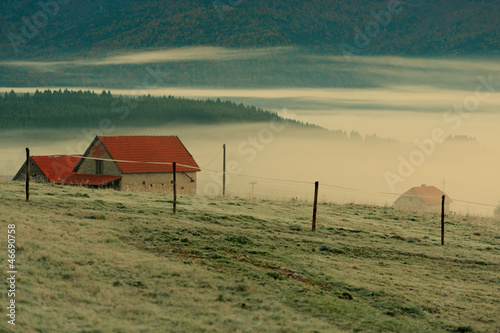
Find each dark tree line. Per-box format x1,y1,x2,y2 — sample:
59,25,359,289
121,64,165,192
2,90,474,145
0,89,322,130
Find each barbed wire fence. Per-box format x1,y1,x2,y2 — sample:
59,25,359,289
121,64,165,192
21,149,499,218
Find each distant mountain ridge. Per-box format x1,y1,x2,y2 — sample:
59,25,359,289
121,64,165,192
1,0,498,60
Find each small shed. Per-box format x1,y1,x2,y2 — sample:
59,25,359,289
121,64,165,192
12,155,81,183
394,185,452,213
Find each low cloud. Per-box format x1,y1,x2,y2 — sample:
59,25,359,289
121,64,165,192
0,46,292,71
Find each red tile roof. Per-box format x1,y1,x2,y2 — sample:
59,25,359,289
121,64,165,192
95,136,200,174
57,174,121,186
31,155,81,182
399,185,452,205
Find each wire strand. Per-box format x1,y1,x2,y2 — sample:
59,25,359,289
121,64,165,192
201,148,222,168
49,154,497,210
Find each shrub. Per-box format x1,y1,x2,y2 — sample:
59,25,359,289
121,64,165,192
225,235,251,245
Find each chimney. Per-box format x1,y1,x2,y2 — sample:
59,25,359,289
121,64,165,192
421,184,426,187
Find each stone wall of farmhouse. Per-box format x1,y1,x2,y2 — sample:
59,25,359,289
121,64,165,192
422,203,450,214
78,149,121,176
121,172,197,195
394,198,450,214
394,197,425,211
13,160,48,183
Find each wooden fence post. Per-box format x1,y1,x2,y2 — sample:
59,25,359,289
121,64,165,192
173,162,177,214
441,195,445,246
312,181,319,232
25,147,30,202
222,144,226,197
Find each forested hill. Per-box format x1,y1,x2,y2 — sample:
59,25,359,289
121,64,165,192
0,89,323,130
1,0,499,59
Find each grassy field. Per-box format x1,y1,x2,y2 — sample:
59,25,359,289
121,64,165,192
0,181,499,333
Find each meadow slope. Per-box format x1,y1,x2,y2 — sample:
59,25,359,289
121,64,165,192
0,181,499,332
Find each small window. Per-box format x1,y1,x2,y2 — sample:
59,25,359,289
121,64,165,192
142,181,146,185
96,160,103,175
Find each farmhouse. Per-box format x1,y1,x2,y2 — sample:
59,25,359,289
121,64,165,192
394,185,452,213
68,135,200,194
12,155,81,183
